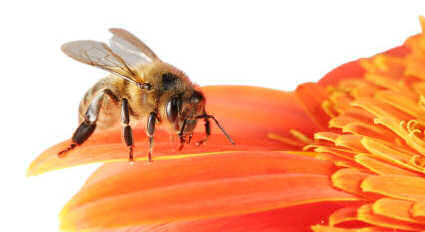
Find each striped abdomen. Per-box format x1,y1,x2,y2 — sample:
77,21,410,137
78,77,122,130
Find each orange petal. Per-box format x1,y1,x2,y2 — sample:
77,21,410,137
318,45,409,86
360,137,423,174
330,117,396,143
313,132,367,153
201,85,323,138
315,153,363,169
339,107,376,124
314,131,341,143
331,168,380,200
311,146,357,161
28,85,324,176
335,135,368,153
68,151,338,208
352,98,412,123
372,198,425,224
383,45,410,57
412,201,425,217
354,154,421,177
332,168,369,195
318,60,366,87
361,175,425,202
328,206,360,227
103,202,353,232
28,130,280,176
358,204,425,231
61,174,357,230
312,225,399,232
59,152,359,230
295,82,330,129
375,91,420,117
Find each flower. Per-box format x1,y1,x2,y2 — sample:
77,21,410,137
29,86,355,231
28,17,425,232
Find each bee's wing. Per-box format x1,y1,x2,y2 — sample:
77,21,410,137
109,28,159,68
61,40,140,82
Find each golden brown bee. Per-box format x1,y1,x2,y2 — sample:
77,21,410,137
58,28,234,162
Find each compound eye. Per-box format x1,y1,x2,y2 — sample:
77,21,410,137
191,90,204,104
166,97,181,122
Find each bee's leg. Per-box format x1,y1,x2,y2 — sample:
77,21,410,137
178,119,187,150
146,112,157,162
121,98,135,162
187,134,193,144
58,89,117,157
195,117,211,146
177,135,185,150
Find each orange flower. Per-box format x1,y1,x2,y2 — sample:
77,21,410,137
28,17,425,232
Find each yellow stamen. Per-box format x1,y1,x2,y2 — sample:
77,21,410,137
289,129,314,144
267,133,305,147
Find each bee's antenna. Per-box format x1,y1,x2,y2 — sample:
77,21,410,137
197,114,235,145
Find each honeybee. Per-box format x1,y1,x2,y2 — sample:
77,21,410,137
58,28,234,162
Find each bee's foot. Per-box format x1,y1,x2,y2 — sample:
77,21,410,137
128,146,135,164
186,135,192,144
195,139,207,147
147,152,153,163
58,143,77,157
128,156,135,164
178,135,186,150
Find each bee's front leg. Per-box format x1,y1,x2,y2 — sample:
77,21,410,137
195,117,211,146
121,98,135,162
58,89,117,157
146,112,157,162
177,119,187,150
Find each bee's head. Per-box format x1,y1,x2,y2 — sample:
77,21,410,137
166,90,205,135
165,88,235,145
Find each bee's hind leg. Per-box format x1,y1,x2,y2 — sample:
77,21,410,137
121,98,135,163
58,121,96,156
58,89,117,157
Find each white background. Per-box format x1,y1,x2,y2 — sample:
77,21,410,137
1,1,425,231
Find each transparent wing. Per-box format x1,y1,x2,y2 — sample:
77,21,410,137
61,40,139,82
109,28,159,68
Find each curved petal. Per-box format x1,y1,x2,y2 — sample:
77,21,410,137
372,198,425,225
59,152,359,231
91,202,354,232
318,60,366,87
295,83,331,129
200,85,323,137
358,204,425,231
28,85,323,176
66,151,338,208
318,46,409,87
361,175,425,202
312,225,401,232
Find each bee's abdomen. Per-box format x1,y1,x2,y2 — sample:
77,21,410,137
78,78,121,130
